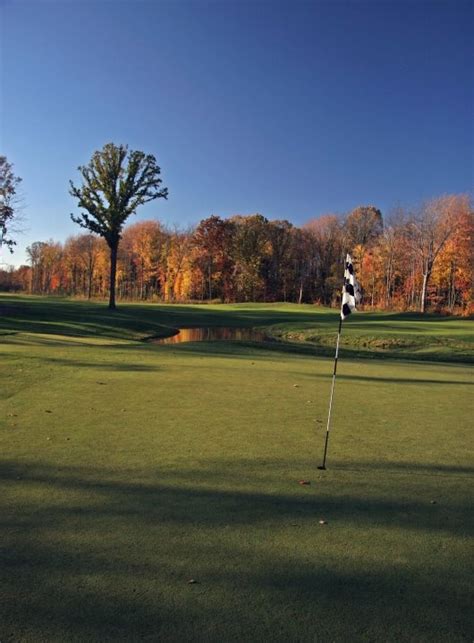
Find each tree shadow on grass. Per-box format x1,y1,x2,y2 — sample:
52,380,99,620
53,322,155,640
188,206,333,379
332,460,474,476
39,357,162,372
1,458,472,641
151,337,474,366
313,372,473,386
0,295,328,339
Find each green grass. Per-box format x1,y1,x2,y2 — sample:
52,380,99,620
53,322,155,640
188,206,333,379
1,294,473,641
1,294,472,362
267,313,473,363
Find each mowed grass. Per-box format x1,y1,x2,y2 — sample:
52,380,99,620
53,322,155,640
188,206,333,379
1,295,473,642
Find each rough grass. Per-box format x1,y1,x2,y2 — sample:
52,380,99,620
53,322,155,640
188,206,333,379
1,294,473,642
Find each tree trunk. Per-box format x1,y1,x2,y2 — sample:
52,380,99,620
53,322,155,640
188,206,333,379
108,242,118,310
298,280,303,304
410,261,416,309
448,262,456,312
208,260,212,300
385,258,392,309
71,266,77,296
420,272,429,313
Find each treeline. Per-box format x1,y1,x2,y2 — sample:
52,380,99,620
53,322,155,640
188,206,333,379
1,194,472,314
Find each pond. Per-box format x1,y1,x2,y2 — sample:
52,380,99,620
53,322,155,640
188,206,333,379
153,327,271,344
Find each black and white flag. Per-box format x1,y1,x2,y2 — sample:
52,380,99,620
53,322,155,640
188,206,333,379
341,254,361,320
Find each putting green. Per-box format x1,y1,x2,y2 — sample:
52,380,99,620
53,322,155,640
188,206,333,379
1,295,473,641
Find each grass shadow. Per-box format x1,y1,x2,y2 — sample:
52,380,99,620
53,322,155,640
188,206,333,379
1,458,473,640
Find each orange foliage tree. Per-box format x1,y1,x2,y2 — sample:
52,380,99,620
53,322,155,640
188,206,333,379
8,193,471,314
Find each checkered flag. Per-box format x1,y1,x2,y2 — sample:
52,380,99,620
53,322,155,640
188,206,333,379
319,254,363,469
341,254,361,320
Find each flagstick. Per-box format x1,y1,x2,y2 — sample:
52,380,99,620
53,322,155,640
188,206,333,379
318,309,343,470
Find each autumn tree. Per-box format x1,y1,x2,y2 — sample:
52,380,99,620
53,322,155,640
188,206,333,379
121,220,166,299
79,234,103,299
304,215,344,305
26,240,62,294
406,195,466,313
162,228,193,302
344,206,383,249
373,206,414,309
15,265,32,292
263,220,294,301
64,234,103,299
0,266,23,291
63,236,82,295
342,205,383,298
290,227,314,304
69,143,168,309
230,214,270,301
11,192,471,313
0,156,23,252
430,197,473,313
191,215,235,300
26,241,47,293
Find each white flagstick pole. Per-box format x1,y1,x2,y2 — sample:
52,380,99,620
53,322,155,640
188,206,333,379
318,312,343,470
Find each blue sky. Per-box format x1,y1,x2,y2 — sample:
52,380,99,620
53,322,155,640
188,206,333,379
1,0,472,266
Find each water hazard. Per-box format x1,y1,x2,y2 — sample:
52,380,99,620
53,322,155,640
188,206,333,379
153,327,270,344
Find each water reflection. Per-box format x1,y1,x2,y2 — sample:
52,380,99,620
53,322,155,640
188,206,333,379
154,327,270,344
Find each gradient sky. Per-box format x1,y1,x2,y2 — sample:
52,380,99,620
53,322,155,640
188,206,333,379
1,0,472,266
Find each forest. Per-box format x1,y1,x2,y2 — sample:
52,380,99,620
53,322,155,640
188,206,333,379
1,194,472,315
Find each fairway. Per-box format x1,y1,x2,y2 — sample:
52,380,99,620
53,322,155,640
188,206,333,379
1,296,473,642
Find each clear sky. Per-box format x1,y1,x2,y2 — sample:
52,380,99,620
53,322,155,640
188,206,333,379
1,0,472,266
